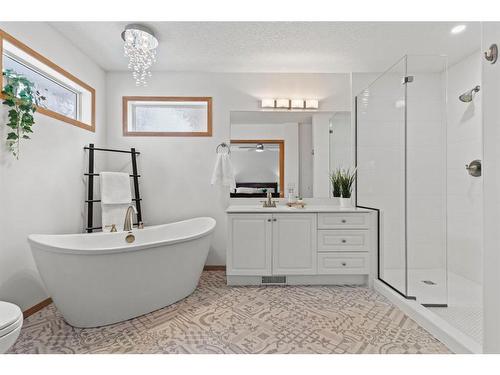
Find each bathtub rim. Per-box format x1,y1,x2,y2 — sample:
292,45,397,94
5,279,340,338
28,216,216,255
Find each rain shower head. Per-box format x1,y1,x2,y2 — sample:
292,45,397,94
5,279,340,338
459,85,481,102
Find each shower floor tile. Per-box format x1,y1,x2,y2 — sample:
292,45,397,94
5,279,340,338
8,271,450,354
428,272,483,345
382,268,483,346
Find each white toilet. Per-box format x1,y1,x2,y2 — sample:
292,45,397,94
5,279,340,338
0,301,23,353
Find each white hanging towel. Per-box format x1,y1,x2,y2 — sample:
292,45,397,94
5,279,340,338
100,172,133,232
211,153,236,190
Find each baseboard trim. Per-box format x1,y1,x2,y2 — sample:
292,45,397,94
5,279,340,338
203,265,226,271
23,297,52,318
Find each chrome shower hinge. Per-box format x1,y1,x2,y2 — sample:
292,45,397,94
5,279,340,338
402,76,414,84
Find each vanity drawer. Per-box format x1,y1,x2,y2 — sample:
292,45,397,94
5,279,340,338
317,230,369,252
317,213,370,229
317,253,369,274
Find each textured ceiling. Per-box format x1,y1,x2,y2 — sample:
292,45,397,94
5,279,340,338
49,22,481,73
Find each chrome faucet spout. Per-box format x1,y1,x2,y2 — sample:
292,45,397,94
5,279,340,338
262,191,277,208
123,205,137,232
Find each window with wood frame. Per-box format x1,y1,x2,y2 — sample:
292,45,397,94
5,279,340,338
123,96,212,136
0,29,96,132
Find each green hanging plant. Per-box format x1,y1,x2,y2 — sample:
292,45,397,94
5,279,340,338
2,69,46,159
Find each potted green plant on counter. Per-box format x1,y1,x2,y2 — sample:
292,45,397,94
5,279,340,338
331,168,356,207
2,69,45,159
339,168,356,207
329,169,342,198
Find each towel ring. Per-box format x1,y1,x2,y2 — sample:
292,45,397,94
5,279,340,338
216,142,231,154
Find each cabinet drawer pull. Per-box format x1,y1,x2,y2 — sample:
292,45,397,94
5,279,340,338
341,219,346,223
267,219,272,222
341,262,347,266
341,239,347,243
273,218,277,222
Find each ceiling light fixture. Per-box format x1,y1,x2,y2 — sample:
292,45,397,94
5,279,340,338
451,24,467,35
255,143,265,152
121,24,159,86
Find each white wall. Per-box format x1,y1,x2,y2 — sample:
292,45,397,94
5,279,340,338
312,114,331,198
299,123,314,198
329,111,352,172
446,51,483,284
482,21,500,353
231,122,299,194
0,22,107,310
106,72,350,265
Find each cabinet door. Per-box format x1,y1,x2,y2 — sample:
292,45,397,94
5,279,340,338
227,214,272,276
272,213,317,275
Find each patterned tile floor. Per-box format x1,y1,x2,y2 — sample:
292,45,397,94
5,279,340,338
8,271,450,354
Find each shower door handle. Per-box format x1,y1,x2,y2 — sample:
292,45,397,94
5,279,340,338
465,160,482,177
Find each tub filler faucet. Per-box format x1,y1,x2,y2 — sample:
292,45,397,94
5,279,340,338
123,204,138,232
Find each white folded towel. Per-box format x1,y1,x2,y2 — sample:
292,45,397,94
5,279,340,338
211,153,236,189
100,172,133,232
100,172,132,204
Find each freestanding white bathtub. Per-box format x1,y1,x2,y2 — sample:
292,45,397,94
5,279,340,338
28,217,216,328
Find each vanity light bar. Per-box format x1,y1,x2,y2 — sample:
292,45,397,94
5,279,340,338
261,99,276,108
275,99,290,108
260,98,320,110
291,99,305,109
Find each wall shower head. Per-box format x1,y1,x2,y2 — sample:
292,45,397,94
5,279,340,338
459,85,481,102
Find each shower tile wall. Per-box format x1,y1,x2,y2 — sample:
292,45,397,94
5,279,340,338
445,51,483,285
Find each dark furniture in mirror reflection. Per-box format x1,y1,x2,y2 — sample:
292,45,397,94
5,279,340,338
230,182,279,198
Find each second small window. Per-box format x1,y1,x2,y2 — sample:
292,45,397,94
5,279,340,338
123,96,212,136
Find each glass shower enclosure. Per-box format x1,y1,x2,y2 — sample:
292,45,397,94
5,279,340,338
356,55,448,306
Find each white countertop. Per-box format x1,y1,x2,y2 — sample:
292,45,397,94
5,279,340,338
226,205,374,213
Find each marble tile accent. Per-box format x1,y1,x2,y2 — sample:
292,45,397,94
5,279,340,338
8,271,450,354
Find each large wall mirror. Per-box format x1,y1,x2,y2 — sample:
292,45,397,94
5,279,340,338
229,110,352,199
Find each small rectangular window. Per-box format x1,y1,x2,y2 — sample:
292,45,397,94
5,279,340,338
4,53,79,120
0,29,95,132
123,96,212,136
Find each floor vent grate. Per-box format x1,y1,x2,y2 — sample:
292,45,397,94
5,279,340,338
262,276,286,284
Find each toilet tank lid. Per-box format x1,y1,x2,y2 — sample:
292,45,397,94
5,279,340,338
0,302,22,330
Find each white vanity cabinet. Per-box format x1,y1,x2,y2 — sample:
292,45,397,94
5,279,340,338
226,206,377,286
227,214,272,275
272,213,317,275
227,213,316,275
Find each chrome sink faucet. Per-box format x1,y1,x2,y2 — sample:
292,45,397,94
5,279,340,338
123,204,138,232
262,191,277,208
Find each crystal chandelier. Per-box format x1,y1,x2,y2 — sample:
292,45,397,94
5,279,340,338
121,24,158,86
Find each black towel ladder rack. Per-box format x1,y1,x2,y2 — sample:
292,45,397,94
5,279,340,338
84,143,143,233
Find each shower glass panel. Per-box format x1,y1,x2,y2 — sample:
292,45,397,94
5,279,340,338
406,56,448,306
356,56,408,297
356,55,448,305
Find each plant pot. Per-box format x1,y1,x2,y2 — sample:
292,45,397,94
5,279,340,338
339,197,352,207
